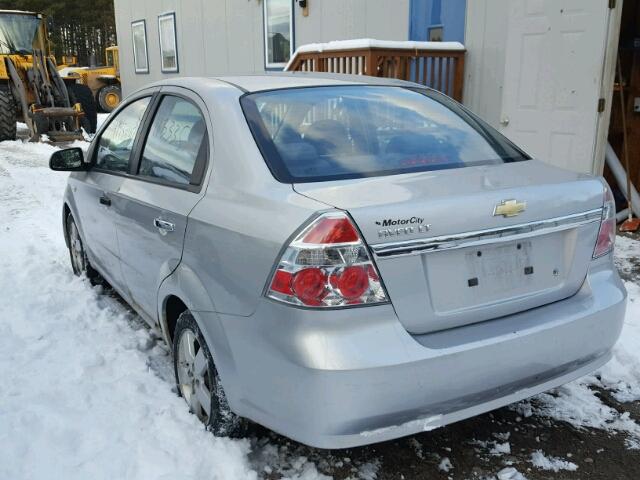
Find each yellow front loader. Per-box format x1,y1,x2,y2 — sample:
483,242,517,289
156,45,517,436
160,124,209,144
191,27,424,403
0,10,97,142
61,46,122,112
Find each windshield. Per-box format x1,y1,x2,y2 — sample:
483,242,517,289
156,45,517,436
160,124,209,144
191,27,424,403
241,86,529,183
0,13,41,54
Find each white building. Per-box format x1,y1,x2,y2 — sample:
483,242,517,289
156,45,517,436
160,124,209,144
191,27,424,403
113,0,411,94
113,0,630,177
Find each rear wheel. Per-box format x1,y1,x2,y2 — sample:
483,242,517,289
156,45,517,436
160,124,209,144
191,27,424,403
68,83,97,133
173,311,247,437
98,84,122,113
0,85,17,141
65,213,102,284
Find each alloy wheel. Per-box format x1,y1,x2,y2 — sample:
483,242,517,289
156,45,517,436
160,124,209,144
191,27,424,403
68,219,86,274
176,328,213,423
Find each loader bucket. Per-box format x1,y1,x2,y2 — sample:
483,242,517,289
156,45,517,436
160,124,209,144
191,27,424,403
30,103,85,142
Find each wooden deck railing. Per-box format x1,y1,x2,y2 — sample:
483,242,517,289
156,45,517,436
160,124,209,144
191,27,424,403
285,40,466,101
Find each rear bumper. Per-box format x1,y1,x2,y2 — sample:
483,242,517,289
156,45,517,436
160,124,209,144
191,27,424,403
200,257,626,449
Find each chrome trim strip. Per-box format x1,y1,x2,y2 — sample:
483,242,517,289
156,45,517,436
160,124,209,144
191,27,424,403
371,208,603,259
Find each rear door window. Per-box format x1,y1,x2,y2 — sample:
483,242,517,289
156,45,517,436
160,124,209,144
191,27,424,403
137,96,208,186
95,97,151,172
241,86,529,183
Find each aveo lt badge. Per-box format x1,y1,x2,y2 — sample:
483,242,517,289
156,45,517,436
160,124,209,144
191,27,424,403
376,216,431,239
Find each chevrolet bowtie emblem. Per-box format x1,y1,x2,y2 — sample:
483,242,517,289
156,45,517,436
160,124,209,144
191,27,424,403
493,199,526,217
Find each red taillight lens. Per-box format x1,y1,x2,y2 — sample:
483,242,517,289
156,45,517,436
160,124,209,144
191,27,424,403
301,217,360,244
270,269,293,295
336,266,369,299
594,219,615,258
593,184,616,259
267,212,388,308
292,268,327,305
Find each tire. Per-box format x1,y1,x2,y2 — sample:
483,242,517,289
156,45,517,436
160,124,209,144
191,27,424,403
97,84,122,113
65,213,102,285
173,311,247,437
67,83,97,133
0,85,17,142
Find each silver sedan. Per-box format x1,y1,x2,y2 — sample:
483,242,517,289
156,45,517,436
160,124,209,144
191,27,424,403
49,74,626,449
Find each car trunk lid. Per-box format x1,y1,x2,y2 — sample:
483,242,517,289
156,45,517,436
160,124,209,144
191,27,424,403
294,160,604,334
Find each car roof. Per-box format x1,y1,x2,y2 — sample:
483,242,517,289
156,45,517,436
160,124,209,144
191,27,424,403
147,72,419,94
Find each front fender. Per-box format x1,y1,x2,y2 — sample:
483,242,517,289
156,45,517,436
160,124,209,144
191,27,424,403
62,181,81,248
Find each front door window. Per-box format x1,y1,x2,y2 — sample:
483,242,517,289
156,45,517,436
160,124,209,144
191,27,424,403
95,97,150,172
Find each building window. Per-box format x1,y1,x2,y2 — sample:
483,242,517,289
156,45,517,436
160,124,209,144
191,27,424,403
263,0,293,69
428,26,444,42
131,20,149,73
158,12,178,73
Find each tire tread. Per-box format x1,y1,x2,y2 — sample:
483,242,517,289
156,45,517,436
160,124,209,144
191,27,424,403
0,86,17,142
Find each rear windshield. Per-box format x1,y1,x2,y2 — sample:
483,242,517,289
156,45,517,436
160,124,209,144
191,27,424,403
241,86,529,183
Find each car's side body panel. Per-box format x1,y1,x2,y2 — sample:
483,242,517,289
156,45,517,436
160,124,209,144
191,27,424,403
68,172,127,290
177,83,330,317
66,88,159,309
114,180,196,319
182,192,324,317
114,86,212,321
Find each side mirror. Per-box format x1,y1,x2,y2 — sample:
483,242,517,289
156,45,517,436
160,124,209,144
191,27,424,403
49,148,88,171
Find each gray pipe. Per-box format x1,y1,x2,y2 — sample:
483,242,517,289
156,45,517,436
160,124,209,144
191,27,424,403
616,208,630,223
605,143,640,219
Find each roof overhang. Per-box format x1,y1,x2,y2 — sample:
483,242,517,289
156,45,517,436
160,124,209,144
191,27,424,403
0,10,40,16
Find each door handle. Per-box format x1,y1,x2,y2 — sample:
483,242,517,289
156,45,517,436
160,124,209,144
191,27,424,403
154,218,175,232
99,195,111,206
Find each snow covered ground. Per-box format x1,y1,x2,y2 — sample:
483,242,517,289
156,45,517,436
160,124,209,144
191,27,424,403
0,127,639,480
512,235,640,449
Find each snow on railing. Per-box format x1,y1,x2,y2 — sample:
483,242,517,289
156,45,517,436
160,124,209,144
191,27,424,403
285,38,466,101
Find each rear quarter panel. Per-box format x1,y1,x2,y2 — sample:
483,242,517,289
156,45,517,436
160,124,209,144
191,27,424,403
179,85,327,316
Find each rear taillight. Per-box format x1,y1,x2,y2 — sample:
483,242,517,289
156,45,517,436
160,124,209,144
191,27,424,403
593,184,616,259
266,212,388,307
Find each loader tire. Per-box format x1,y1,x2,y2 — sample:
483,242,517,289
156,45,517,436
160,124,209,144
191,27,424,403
97,84,121,113
68,83,97,134
0,86,17,142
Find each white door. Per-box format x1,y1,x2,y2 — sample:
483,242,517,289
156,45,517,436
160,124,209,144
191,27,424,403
499,0,613,174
